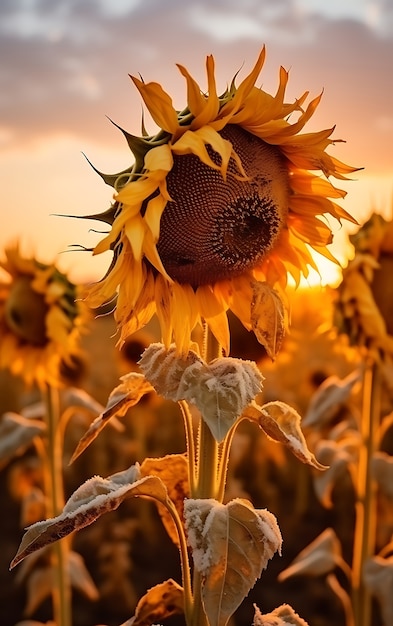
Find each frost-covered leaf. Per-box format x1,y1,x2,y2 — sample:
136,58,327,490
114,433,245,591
302,371,360,429
253,603,310,625
140,454,189,546
184,498,282,626
185,357,263,442
278,528,345,582
118,578,184,626
138,343,203,397
0,412,46,469
251,281,285,360
140,343,263,442
243,401,326,470
70,372,154,463
371,451,393,499
364,556,393,626
10,464,169,568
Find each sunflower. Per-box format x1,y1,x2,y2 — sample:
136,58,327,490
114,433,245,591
0,245,87,387
335,213,393,360
84,47,359,356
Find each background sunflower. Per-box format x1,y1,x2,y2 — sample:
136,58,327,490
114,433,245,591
0,245,88,388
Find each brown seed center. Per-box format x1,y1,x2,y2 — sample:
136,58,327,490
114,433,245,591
5,276,48,346
157,124,289,287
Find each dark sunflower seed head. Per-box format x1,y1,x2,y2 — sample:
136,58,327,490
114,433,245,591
157,125,289,288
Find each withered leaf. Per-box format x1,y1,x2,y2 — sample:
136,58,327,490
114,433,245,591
364,556,393,626
10,465,169,569
253,602,310,625
0,412,46,470
140,454,189,546
119,578,184,626
22,551,98,616
302,370,360,429
70,372,153,463
184,498,282,626
251,282,285,360
243,400,326,470
278,528,344,581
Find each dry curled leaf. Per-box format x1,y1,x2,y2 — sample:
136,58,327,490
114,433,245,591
119,578,184,626
251,281,285,360
10,464,169,569
184,498,282,626
278,528,346,581
302,370,360,429
364,556,393,626
21,550,98,616
0,412,46,470
140,454,189,546
70,372,154,463
313,439,356,508
253,603,309,625
371,451,393,499
243,400,326,470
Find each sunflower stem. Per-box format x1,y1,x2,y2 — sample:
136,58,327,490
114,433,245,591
216,420,239,503
351,359,380,626
196,325,220,499
180,400,197,496
43,384,72,626
189,327,223,626
163,497,194,625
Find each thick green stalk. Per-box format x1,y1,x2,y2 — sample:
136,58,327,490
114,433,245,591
196,326,220,499
190,327,222,626
44,385,72,626
351,360,380,626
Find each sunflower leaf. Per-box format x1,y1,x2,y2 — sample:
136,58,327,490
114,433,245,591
139,344,263,442
243,400,326,470
253,603,310,625
119,578,184,626
70,372,153,463
184,498,282,626
140,454,189,546
0,412,46,470
10,465,169,569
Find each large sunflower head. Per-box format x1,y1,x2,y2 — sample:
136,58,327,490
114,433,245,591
84,47,359,356
0,245,88,388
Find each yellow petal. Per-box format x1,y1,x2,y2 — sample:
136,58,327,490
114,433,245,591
177,63,207,117
144,193,168,242
189,55,220,129
124,214,146,261
142,229,173,281
130,76,179,134
196,285,230,354
144,143,174,173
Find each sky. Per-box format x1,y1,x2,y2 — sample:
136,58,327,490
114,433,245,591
1,0,393,286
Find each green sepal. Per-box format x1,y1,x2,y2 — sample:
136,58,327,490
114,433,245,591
82,153,133,189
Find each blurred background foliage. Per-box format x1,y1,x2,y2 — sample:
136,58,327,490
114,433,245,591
0,285,386,626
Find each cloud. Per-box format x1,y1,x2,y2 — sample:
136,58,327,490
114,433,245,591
1,0,392,173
